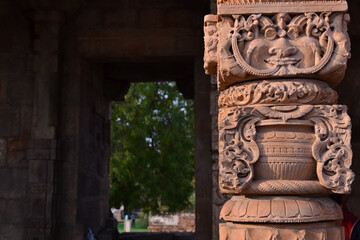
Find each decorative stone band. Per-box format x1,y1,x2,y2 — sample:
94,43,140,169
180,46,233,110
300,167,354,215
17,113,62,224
220,221,343,240
220,196,342,223
217,0,348,15
219,105,354,195
218,80,338,108
222,180,332,195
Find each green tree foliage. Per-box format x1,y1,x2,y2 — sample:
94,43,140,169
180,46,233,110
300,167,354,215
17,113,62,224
110,82,194,214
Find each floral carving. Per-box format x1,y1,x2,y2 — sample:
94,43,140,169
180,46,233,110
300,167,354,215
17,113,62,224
218,107,264,192
307,105,354,193
219,105,354,194
219,80,338,107
210,0,352,237
219,80,338,108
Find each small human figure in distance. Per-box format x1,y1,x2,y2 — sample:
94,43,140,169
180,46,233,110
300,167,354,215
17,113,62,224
131,214,136,228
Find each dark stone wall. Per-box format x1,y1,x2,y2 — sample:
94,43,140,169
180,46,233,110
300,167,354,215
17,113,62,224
56,0,211,239
77,62,111,232
0,0,32,239
0,0,207,239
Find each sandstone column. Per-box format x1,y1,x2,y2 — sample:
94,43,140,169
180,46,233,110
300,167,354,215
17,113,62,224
204,0,354,239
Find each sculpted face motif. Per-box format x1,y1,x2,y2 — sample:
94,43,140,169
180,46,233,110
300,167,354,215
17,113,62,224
245,37,323,75
212,12,351,90
235,13,333,76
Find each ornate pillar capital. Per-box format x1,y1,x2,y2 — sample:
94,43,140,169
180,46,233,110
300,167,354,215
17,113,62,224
205,0,351,91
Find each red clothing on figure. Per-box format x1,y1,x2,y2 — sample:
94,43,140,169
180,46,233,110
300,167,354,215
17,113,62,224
342,205,360,240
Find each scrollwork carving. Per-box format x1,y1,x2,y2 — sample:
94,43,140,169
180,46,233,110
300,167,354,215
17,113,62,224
219,105,354,194
219,80,338,108
207,12,350,90
210,0,353,237
307,105,354,193
219,107,264,192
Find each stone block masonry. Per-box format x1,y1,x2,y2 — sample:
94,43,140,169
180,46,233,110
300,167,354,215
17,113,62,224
148,212,195,233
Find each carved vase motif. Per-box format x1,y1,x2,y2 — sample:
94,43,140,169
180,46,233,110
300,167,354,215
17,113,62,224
255,120,316,180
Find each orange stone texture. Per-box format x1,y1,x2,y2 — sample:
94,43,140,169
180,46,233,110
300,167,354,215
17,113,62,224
204,0,358,239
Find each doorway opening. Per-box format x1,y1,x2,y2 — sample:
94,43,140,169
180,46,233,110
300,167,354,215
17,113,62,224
110,81,195,237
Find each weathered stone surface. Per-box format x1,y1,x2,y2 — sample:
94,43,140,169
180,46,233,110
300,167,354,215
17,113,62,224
0,169,27,198
0,105,20,137
7,139,27,167
205,11,351,90
218,104,353,194
0,138,6,167
8,75,33,104
20,104,33,137
0,224,23,240
218,80,339,108
221,196,342,223
220,222,344,240
194,58,213,240
206,0,354,239
0,77,7,104
6,199,24,224
148,212,195,232
0,200,6,224
0,53,26,75
4,0,360,239
217,0,348,15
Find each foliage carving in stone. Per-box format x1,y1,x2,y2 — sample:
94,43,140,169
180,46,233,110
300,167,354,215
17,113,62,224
204,12,351,90
307,105,354,193
209,0,353,238
218,107,263,192
219,105,354,194
218,80,338,108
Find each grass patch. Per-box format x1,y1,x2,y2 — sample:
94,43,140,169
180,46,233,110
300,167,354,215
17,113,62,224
118,221,148,233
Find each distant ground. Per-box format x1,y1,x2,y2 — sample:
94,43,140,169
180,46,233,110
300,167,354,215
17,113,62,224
118,221,148,233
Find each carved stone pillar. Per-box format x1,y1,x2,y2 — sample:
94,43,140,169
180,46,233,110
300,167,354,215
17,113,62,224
204,1,354,239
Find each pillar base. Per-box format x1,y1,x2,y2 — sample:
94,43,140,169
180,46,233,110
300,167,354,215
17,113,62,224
220,196,343,223
220,222,344,240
